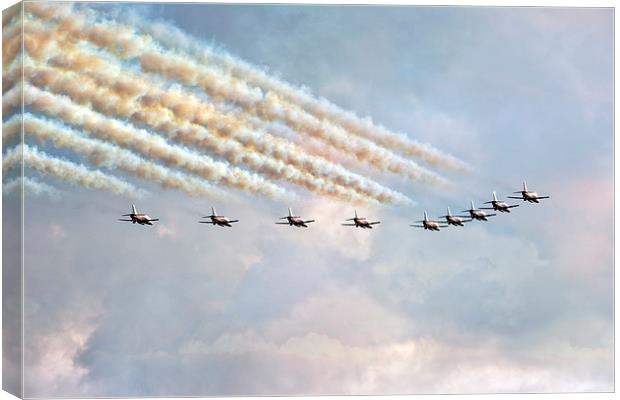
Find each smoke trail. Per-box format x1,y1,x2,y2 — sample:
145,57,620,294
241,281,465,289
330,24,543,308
132,16,471,173
4,84,294,201
25,3,462,179
4,114,231,200
3,176,61,199
14,55,412,205
3,144,145,198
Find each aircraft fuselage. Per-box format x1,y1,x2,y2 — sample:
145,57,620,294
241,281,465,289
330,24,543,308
491,201,513,212
353,217,374,229
287,216,309,227
521,191,541,203
469,210,489,221
131,214,154,225
446,216,465,226
210,215,233,227
423,221,442,231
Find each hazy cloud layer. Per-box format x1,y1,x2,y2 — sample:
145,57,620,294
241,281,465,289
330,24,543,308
7,4,613,397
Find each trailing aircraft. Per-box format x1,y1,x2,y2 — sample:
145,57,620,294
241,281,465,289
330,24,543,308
341,210,380,229
275,208,315,228
507,181,550,203
463,200,496,221
410,211,448,231
118,204,159,226
199,207,239,227
480,191,519,212
437,207,471,226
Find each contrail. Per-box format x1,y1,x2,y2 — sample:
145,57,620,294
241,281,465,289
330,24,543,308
14,54,413,205
25,3,462,180
3,144,145,198
3,176,60,199
4,84,295,201
131,15,471,173
4,114,230,200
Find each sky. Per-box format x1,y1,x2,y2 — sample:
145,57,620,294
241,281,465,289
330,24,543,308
1,3,614,397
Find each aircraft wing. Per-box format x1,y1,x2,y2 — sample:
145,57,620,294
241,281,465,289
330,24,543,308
507,196,523,200
537,196,550,199
507,205,520,208
479,207,495,210
228,220,240,223
341,223,356,226
369,221,381,225
487,213,497,217
198,221,213,224
275,222,289,225
148,218,159,222
117,219,133,222
410,224,425,228
304,220,315,223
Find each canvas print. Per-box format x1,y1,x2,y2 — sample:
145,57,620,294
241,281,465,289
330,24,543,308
2,2,614,397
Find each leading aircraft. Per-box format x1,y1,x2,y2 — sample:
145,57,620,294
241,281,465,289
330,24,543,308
437,207,471,227
118,204,159,226
480,191,520,213
199,207,239,227
275,208,315,228
410,211,448,231
507,181,550,203
341,210,380,229
463,200,496,221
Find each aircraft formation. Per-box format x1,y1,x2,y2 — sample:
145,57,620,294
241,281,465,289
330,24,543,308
118,181,549,231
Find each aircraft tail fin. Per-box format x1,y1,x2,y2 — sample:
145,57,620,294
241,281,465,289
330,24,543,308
132,204,137,215
355,210,358,218
447,207,452,216
493,191,498,201
288,207,293,217
523,181,528,192
424,211,428,221
471,200,475,210
211,206,217,216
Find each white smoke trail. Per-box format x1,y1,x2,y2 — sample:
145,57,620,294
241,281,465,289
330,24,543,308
4,114,230,200
25,3,463,179
3,176,61,199
3,144,145,198
4,84,294,201
132,15,471,173
13,54,412,205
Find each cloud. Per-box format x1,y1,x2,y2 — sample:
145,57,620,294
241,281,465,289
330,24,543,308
11,4,612,397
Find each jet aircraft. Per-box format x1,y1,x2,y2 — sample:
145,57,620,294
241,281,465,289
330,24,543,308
410,211,448,231
275,208,315,228
118,204,159,225
199,207,239,227
507,181,550,203
437,207,471,226
480,191,519,213
463,200,496,221
341,210,380,229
